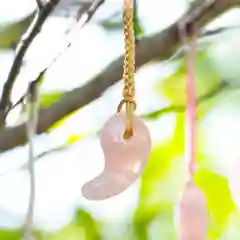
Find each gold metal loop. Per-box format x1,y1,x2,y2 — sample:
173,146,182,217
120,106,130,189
117,99,136,139
117,99,136,113
124,100,134,139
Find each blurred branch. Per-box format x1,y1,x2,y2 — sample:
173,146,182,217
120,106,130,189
0,13,35,49
0,0,60,126
76,2,92,21
21,145,67,170
0,143,67,177
142,81,229,119
22,80,40,240
0,0,239,153
84,0,105,23
202,25,240,36
6,0,105,117
36,0,43,9
57,0,105,55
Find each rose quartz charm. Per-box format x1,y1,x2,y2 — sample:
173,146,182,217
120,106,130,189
179,180,207,240
81,113,151,200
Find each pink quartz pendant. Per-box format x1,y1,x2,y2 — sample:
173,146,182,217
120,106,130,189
81,113,151,200
179,180,207,240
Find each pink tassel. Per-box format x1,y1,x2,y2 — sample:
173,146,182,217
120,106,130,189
178,22,207,239
180,181,207,240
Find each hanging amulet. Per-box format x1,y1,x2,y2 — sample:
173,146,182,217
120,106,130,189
179,180,207,240
81,113,151,200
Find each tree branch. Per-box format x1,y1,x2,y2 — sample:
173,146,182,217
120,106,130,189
0,0,239,153
36,0,43,9
202,25,240,37
0,0,60,124
6,0,105,117
11,80,234,173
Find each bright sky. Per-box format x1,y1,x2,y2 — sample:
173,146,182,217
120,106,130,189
0,0,240,235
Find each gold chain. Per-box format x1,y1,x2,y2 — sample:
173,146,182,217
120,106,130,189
117,0,136,139
123,0,135,100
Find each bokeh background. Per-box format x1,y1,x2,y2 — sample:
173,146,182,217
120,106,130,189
0,0,240,239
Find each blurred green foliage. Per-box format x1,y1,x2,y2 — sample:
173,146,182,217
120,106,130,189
40,91,64,108
195,170,236,238
0,4,240,240
0,13,33,49
0,209,101,240
99,8,144,39
0,229,21,240
133,113,184,240
155,49,221,105
0,46,237,240
42,209,102,240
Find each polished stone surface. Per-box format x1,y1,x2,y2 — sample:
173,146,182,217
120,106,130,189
82,113,151,200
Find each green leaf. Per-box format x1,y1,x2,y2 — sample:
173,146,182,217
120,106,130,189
133,15,144,38
99,12,122,31
74,209,102,240
47,110,78,132
194,170,236,238
142,105,185,120
42,225,86,240
40,91,63,108
0,13,34,49
155,49,221,105
99,9,144,38
133,114,185,237
40,90,78,132
43,209,102,240
100,21,122,30
0,229,42,240
67,135,84,145
140,114,184,196
0,230,21,240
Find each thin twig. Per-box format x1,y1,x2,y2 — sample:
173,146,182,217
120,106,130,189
22,79,40,240
142,81,229,119
6,0,105,117
35,0,43,9
202,26,240,37
184,0,217,27
5,71,45,119
45,0,105,70
76,2,92,21
0,0,60,124
0,143,66,177
84,0,105,24
6,95,26,115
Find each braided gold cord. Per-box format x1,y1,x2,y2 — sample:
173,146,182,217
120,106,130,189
117,0,136,139
123,0,135,100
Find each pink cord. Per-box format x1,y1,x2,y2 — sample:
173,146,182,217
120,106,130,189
186,38,197,177
179,22,197,179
